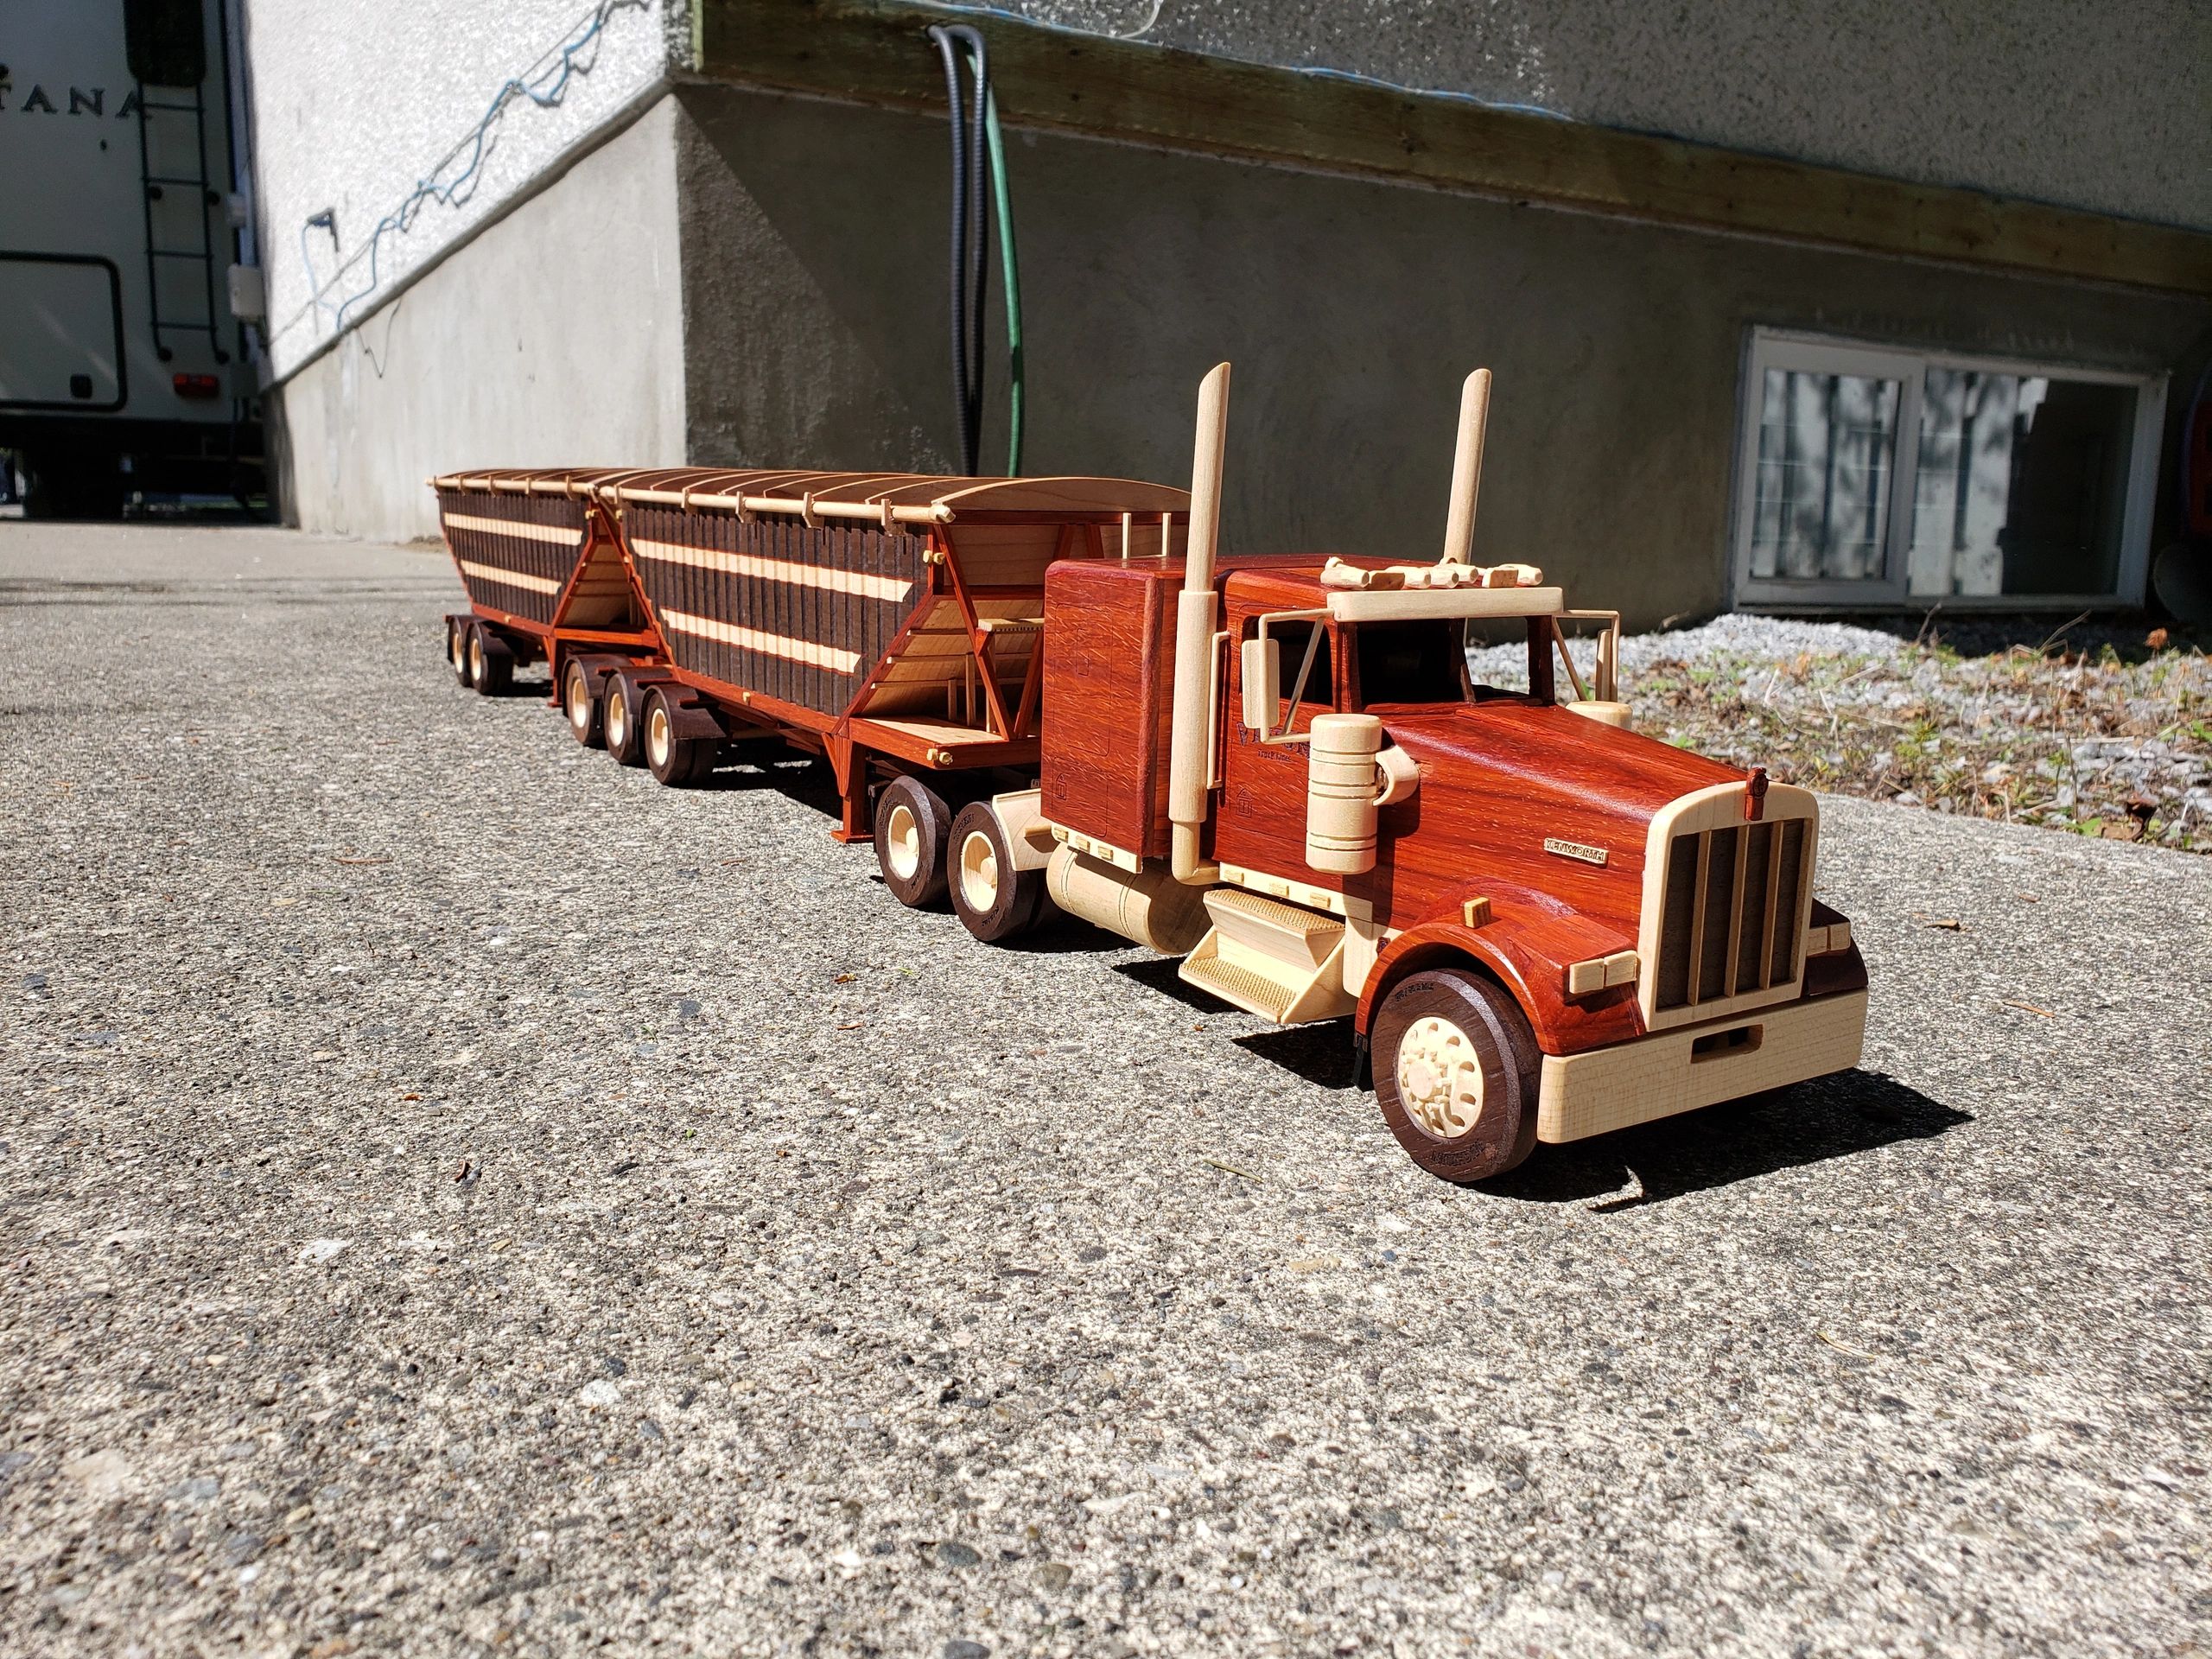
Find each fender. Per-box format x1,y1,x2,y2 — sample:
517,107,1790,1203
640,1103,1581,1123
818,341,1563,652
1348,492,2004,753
1355,887,1645,1056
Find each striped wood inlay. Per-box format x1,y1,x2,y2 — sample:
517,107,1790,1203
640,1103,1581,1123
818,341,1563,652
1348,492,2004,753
444,512,585,545
631,537,914,603
455,558,563,596
660,609,861,673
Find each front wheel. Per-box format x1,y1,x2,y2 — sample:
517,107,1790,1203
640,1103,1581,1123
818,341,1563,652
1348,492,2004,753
1371,968,1541,1181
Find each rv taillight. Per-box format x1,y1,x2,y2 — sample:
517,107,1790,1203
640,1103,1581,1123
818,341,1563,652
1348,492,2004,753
174,373,221,400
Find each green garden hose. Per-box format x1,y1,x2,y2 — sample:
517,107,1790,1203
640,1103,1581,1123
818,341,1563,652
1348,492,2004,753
982,86,1022,476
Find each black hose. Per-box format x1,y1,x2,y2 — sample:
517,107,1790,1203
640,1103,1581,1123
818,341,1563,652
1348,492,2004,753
945,24,990,474
925,26,976,476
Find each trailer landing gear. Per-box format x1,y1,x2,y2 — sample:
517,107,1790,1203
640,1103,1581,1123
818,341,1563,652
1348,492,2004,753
1370,969,1541,1182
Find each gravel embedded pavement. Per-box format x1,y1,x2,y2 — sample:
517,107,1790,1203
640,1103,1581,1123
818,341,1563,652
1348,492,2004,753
3,523,2209,1659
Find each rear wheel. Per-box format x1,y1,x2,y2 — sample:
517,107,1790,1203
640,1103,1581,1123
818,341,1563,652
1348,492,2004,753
948,802,1051,943
449,619,474,685
644,687,716,786
467,626,512,696
563,659,603,747
874,775,951,906
603,674,647,766
1371,968,1541,1182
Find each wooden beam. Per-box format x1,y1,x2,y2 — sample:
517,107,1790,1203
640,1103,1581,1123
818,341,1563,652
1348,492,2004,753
696,0,2212,297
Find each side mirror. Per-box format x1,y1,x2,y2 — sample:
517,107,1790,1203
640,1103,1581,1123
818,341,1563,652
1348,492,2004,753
1240,637,1279,732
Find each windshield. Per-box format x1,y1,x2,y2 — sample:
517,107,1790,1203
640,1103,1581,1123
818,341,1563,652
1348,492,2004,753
1352,617,1563,707
1355,620,1467,705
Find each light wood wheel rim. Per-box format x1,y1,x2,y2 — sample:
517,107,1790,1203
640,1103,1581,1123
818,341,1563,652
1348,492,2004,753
1395,1014,1487,1139
647,702,671,769
604,686,627,751
957,827,1001,914
886,802,922,882
566,667,593,732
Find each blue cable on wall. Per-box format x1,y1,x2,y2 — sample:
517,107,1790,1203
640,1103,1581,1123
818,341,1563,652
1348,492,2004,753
293,0,649,340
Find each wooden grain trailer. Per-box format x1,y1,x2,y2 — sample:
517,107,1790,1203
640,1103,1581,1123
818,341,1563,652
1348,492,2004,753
434,367,1868,1181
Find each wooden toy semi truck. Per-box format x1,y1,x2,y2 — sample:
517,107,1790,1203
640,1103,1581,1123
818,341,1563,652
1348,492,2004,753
434,366,1867,1181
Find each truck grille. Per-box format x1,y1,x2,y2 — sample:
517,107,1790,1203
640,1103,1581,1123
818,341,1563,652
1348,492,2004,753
1653,817,1808,1014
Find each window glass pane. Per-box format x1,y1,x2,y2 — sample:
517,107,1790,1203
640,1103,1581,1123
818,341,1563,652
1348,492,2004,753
1272,621,1333,707
1355,620,1465,706
1908,371,2134,597
1749,368,1900,582
1461,617,1532,697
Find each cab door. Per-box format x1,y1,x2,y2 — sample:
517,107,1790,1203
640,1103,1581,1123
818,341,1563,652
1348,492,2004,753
1212,600,1345,898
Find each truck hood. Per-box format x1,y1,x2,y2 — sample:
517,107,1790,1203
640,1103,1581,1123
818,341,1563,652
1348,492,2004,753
1364,698,1751,938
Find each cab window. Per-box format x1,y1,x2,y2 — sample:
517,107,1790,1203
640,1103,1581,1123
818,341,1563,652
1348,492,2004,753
1271,620,1335,709
1353,620,1468,707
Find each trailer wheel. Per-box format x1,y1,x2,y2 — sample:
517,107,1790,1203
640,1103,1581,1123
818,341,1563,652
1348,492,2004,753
603,674,647,767
467,626,513,696
563,659,603,747
643,687,717,786
948,802,1050,942
1371,969,1541,1182
874,776,950,906
449,619,474,686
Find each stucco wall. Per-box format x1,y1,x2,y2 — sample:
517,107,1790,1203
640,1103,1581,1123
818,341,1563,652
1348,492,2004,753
671,85,2209,630
1005,1,2212,232
274,98,687,543
242,0,677,383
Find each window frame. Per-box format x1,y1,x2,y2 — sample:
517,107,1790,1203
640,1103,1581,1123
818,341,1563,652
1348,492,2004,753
1728,328,2168,611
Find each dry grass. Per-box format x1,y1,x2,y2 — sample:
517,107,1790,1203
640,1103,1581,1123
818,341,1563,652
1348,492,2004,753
1630,626,2212,853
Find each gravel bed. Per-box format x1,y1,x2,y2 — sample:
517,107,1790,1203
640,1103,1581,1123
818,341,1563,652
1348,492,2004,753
3,526,2209,1659
1475,616,2212,854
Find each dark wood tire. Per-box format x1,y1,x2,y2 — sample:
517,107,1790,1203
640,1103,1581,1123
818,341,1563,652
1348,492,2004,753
1372,968,1541,1182
874,775,951,906
449,618,474,686
643,687,716,786
948,802,1052,943
466,626,512,696
563,659,604,748
603,673,648,767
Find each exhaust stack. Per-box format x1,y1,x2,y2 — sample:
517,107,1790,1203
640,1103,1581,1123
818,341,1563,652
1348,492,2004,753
1440,367,1492,566
1167,362,1231,884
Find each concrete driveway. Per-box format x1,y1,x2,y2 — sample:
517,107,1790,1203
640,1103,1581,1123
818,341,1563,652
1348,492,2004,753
3,523,2207,1658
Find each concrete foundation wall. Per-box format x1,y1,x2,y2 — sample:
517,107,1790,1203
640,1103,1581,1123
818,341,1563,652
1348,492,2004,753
274,99,687,543
671,86,2210,630
1008,1,2212,232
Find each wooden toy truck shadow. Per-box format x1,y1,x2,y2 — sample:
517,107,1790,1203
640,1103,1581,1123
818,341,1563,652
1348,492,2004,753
1117,957,1968,1206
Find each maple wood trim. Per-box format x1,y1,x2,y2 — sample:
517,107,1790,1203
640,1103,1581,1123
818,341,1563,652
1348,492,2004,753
696,0,2212,296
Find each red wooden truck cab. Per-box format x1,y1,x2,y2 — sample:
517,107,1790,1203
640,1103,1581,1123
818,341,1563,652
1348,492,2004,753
1028,549,1865,1179
433,365,1866,1182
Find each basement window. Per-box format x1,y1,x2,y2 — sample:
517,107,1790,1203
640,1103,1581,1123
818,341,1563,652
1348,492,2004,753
1730,330,2164,608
